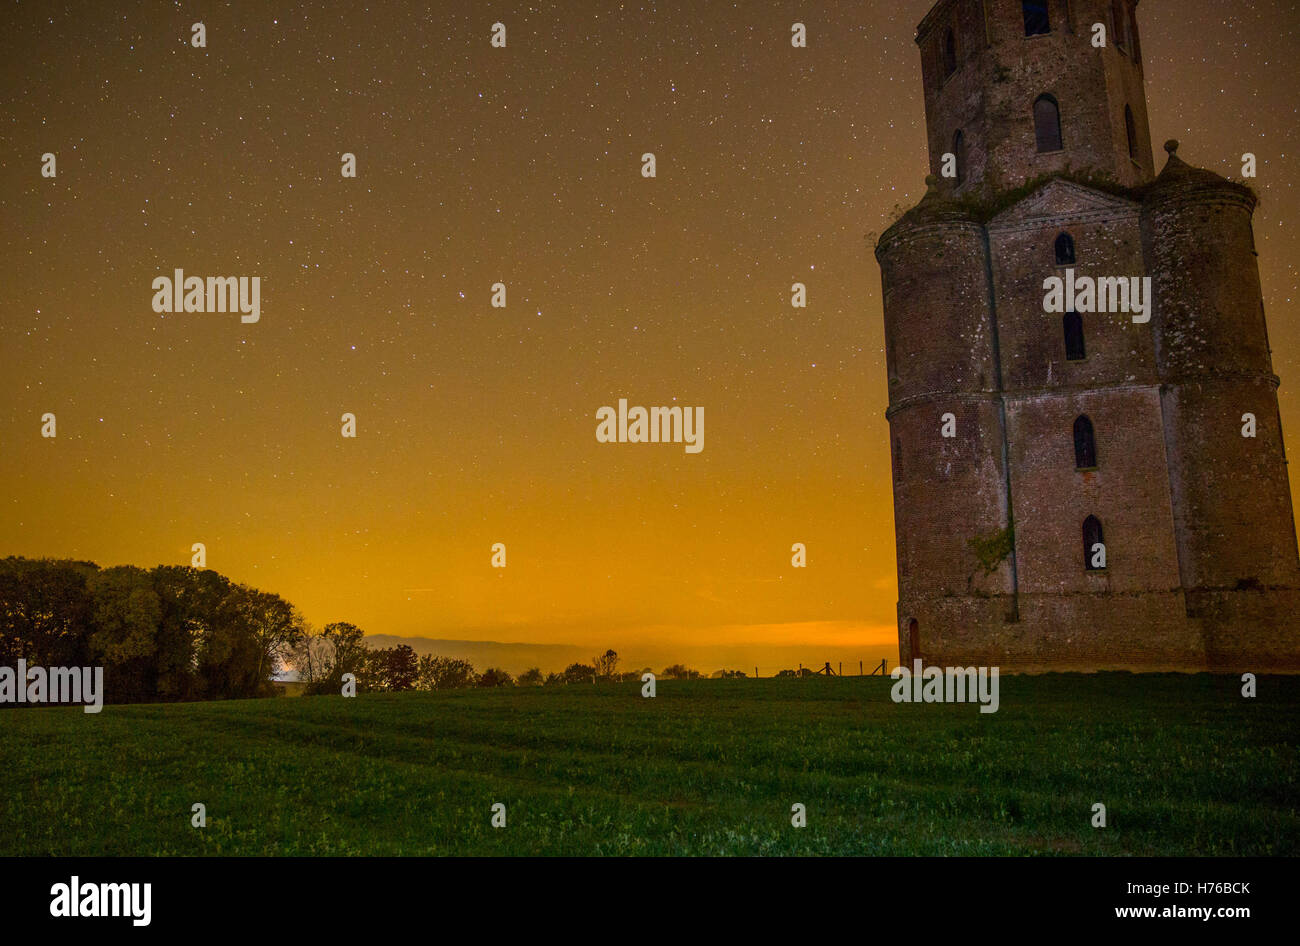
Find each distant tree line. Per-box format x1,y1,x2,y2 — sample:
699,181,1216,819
2,557,780,705
299,644,722,694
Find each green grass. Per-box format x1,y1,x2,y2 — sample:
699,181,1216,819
2,674,1296,855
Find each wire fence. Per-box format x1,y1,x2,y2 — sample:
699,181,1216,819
652,658,895,680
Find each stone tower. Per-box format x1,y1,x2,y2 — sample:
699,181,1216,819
875,0,1300,671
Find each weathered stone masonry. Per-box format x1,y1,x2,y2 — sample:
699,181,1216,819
875,0,1300,670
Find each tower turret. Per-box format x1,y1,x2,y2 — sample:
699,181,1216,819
916,0,1154,197
877,179,1015,661
1142,141,1300,652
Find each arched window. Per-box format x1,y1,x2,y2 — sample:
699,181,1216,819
1064,312,1086,361
952,130,966,185
942,29,958,78
1074,415,1097,469
1125,105,1139,159
1112,0,1127,48
1034,94,1063,152
1022,1,1051,36
908,618,921,660
1055,232,1076,265
1083,516,1106,571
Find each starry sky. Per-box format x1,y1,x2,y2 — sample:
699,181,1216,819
2,0,1299,673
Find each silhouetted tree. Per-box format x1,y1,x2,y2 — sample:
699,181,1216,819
0,557,97,667
562,662,597,684
375,644,418,691
289,628,327,691
478,667,514,687
296,620,368,694
593,649,619,679
150,565,230,700
234,587,306,688
87,565,161,703
415,655,477,690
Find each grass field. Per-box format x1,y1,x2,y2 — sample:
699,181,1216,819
2,673,1296,856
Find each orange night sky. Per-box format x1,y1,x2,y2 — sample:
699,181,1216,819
3,1,1299,673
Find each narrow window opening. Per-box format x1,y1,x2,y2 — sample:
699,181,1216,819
1074,415,1097,469
1055,232,1076,265
1083,516,1106,571
1035,94,1063,152
1023,1,1051,36
1064,312,1086,361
